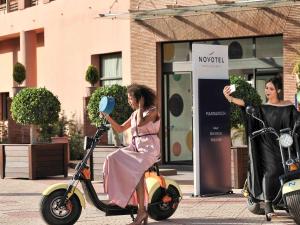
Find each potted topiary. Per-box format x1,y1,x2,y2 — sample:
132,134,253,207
87,84,132,146
12,62,26,96
11,87,61,143
85,65,99,96
229,75,262,146
0,88,68,179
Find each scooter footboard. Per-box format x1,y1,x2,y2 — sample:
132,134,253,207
42,183,86,208
282,179,300,195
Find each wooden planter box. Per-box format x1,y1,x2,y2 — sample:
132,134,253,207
89,145,119,181
0,143,68,179
231,145,248,189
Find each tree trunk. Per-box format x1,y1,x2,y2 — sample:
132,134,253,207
30,124,39,144
112,128,121,146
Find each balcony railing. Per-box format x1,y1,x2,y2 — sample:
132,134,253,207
9,0,18,12
0,0,55,14
31,0,38,6
0,3,6,13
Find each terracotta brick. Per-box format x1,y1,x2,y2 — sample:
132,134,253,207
130,3,300,103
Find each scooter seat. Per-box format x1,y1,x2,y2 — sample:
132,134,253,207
147,157,161,175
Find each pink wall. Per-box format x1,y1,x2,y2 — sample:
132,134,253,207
0,0,131,120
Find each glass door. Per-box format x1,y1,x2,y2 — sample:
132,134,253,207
164,72,193,164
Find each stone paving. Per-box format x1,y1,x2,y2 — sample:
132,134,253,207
0,171,297,225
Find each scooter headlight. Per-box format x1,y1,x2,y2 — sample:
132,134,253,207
279,133,293,148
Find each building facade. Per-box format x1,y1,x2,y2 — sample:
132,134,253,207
0,0,300,165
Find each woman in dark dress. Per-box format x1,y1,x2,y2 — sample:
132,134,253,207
223,77,300,216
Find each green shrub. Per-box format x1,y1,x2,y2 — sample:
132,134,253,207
13,62,26,86
53,111,69,137
87,84,132,126
293,61,300,91
38,111,69,143
68,115,84,160
230,75,262,128
38,123,56,143
85,65,99,86
11,87,61,126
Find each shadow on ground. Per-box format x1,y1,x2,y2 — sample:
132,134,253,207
151,217,295,224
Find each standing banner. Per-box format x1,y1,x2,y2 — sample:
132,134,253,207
192,44,231,196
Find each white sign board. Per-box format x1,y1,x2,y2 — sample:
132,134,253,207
192,44,231,196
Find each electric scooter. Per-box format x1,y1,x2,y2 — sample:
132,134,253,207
243,106,300,224
40,124,182,225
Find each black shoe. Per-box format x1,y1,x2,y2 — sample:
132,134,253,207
265,202,275,221
265,202,274,214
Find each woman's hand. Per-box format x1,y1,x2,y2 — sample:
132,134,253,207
223,85,245,106
223,86,232,99
99,112,110,121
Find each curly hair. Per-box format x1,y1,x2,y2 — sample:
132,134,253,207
127,84,157,108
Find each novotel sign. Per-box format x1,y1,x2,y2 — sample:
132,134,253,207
198,56,225,64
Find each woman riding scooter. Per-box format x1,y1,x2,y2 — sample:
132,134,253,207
223,76,300,218
101,83,160,225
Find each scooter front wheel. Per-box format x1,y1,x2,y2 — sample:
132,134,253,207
40,189,82,225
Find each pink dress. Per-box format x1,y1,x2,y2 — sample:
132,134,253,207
103,108,160,208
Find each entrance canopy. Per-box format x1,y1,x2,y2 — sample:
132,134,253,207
99,0,297,20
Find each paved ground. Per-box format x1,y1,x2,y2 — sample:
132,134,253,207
0,170,297,225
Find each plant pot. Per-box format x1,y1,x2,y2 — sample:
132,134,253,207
231,146,248,189
86,86,97,97
51,136,70,164
231,127,246,147
0,143,68,179
12,86,25,96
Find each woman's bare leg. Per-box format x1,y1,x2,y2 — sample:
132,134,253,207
136,176,145,212
128,175,148,225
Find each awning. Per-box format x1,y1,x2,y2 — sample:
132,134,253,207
99,0,297,20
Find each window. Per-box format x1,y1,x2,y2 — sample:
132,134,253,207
100,53,122,86
256,36,283,58
163,42,190,63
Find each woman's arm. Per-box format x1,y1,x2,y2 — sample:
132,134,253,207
223,85,245,107
137,109,159,127
136,96,159,127
101,113,131,133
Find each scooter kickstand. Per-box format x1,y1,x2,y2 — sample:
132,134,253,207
130,212,135,222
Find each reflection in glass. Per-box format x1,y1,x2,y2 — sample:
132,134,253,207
163,42,190,63
256,36,283,58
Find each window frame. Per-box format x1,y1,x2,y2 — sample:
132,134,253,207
99,52,122,86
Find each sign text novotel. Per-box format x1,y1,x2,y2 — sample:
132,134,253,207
198,56,225,64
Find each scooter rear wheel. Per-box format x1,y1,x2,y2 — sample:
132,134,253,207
40,189,82,225
148,185,180,221
285,190,300,225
